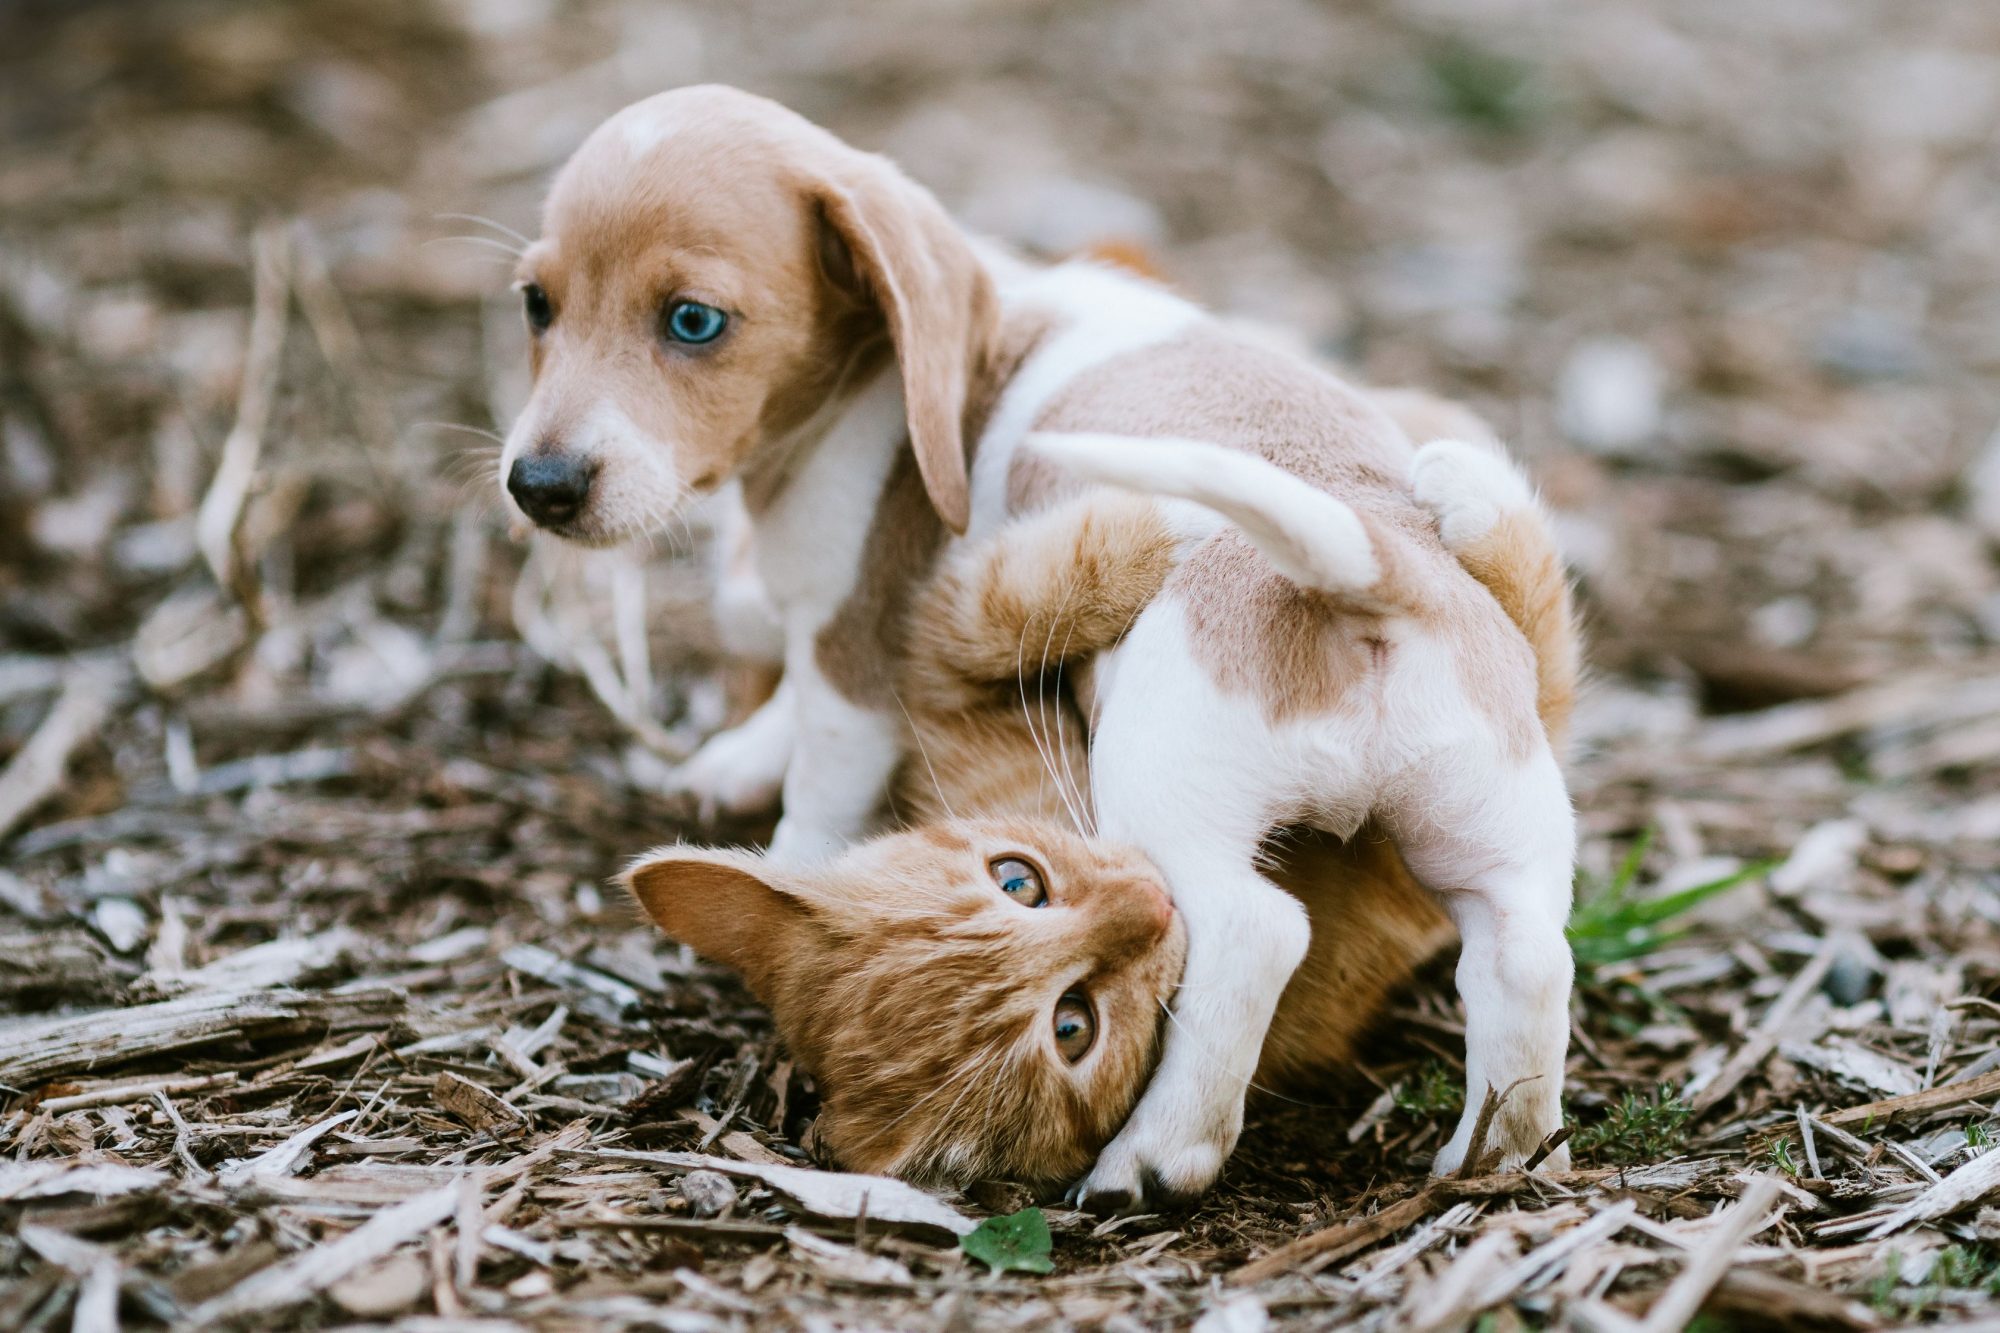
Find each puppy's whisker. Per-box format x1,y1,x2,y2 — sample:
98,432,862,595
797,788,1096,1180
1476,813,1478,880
423,234,527,259
417,420,508,445
435,212,533,247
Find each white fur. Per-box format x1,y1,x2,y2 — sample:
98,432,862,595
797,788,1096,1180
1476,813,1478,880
673,680,795,819
965,261,1203,539
1026,432,1383,597
500,398,683,544
743,371,914,864
1066,439,1575,1209
1409,437,1538,551
705,484,786,664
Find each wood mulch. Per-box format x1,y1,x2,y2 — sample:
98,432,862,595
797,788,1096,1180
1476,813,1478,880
5,0,2000,1326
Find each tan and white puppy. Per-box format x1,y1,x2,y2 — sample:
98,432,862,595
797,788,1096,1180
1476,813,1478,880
500,85,1574,1209
501,85,995,865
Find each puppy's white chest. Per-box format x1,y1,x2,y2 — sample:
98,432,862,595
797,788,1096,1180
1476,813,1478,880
753,372,907,612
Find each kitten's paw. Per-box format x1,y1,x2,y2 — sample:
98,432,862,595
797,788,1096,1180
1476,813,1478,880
1072,1130,1228,1215
669,720,790,822
1409,438,1535,551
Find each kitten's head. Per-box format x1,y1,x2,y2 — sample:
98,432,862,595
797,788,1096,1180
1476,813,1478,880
621,819,1186,1190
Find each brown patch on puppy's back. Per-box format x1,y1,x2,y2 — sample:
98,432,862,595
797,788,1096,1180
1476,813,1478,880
812,303,1061,708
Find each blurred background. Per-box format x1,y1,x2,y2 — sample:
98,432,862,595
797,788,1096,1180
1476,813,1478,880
6,0,2000,1318
8,0,2000,700
4,0,1999,1020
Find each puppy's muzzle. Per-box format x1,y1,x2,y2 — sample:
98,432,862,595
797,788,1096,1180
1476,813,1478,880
508,451,598,530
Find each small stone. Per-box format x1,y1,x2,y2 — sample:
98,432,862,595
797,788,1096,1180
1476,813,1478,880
1824,941,1883,1009
90,899,149,954
678,1169,736,1217
328,1253,427,1318
1814,309,1924,381
1557,337,1665,456
1966,421,2000,544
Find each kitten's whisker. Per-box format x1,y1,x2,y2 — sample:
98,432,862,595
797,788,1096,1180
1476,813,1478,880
1028,578,1088,839
1051,607,1094,836
892,689,958,821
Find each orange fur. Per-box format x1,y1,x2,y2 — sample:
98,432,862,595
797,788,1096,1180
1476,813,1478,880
630,400,1578,1191
624,821,1184,1189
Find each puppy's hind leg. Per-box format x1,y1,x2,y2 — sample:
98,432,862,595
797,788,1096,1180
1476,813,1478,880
1388,743,1576,1175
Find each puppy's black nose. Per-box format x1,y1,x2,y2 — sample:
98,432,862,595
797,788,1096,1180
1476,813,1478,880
507,451,597,528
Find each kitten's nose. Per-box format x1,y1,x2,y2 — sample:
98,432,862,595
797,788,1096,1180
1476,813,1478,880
1141,881,1175,938
507,450,597,528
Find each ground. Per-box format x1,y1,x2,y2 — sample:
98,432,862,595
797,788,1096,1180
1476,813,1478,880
4,0,2000,1328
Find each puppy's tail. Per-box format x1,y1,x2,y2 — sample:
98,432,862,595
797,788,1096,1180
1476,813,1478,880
1025,432,1395,607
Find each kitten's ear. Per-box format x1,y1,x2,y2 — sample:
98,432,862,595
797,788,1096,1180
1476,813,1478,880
619,847,806,999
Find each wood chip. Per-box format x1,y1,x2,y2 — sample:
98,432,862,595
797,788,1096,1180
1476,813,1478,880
433,1072,529,1134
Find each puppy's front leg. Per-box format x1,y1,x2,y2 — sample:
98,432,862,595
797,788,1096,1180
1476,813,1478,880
764,651,902,867
672,680,796,820
1074,625,1309,1211
1076,838,1308,1211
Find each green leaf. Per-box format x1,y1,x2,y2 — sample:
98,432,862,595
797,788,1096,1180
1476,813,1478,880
1566,846,1774,967
960,1206,1054,1274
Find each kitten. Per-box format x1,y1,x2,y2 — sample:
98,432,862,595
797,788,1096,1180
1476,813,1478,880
626,422,1577,1190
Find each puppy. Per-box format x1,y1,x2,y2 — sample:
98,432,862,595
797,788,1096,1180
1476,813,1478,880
501,86,1575,1207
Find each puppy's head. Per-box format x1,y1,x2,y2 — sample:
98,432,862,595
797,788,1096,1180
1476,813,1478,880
501,85,994,545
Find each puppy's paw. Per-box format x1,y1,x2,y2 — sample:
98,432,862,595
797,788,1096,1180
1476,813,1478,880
1430,1136,1469,1177
1431,1098,1569,1177
670,723,788,821
1071,1127,1229,1216
1410,438,1536,551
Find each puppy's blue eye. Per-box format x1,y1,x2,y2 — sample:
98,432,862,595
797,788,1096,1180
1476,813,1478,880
521,283,553,334
664,300,727,345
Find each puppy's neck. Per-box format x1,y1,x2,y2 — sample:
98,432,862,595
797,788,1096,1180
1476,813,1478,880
743,367,913,608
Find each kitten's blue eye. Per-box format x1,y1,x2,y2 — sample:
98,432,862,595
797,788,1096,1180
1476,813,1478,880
989,856,1047,908
663,300,727,345
1054,992,1096,1062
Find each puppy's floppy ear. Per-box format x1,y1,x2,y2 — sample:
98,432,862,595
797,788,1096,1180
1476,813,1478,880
620,847,806,1000
816,166,994,534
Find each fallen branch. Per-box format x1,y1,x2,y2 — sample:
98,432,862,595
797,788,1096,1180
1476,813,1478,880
0,985,404,1086
195,222,292,626
1820,1066,2000,1132
1230,1189,1436,1286
0,659,126,844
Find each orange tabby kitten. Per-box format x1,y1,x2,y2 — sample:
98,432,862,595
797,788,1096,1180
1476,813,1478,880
626,422,1576,1190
